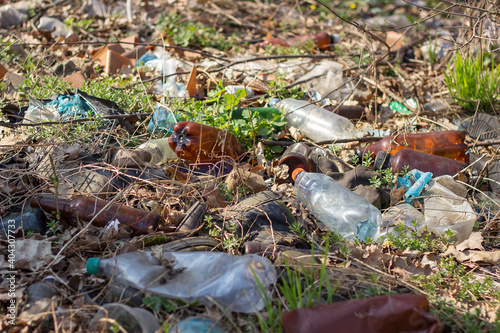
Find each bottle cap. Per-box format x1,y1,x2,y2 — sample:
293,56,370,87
86,258,100,275
292,168,305,181
373,150,389,170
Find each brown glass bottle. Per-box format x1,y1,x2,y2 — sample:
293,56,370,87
374,149,468,177
278,143,313,182
168,121,242,163
31,195,160,234
262,32,335,50
358,130,469,163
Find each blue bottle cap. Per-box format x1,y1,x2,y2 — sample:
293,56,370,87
86,258,100,275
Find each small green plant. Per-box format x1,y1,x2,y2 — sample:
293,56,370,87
290,220,308,241
384,222,455,252
445,52,500,112
46,220,62,235
361,150,374,167
156,12,235,51
369,175,382,188
203,215,221,238
222,233,241,252
143,296,179,314
279,246,336,311
356,274,394,299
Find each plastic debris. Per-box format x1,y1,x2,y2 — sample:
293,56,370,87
86,251,277,313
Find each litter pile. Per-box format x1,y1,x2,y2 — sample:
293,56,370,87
1,0,500,332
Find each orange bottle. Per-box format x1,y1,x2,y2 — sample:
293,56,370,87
262,32,337,50
31,195,160,234
357,130,469,163
168,121,241,163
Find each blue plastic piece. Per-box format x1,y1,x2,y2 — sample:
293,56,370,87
136,51,157,66
168,317,227,333
403,170,433,203
147,106,182,134
268,98,280,107
46,94,94,120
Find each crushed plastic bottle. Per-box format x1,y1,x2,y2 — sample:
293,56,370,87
276,98,356,142
293,168,382,240
86,251,276,313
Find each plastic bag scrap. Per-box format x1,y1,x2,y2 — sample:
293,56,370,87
37,16,73,38
387,173,476,243
23,90,133,130
147,105,185,134
397,169,432,203
0,2,29,28
281,294,441,333
422,179,476,243
93,251,276,313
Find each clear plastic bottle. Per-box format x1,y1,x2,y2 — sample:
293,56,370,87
293,169,381,240
137,138,178,165
276,98,356,142
86,251,276,313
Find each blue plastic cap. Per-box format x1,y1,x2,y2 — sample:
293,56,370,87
86,258,100,275
268,98,280,107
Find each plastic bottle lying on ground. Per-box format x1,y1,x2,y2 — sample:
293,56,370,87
275,98,356,142
31,195,160,234
261,32,340,50
86,251,276,313
293,168,382,240
358,130,469,163
374,148,468,177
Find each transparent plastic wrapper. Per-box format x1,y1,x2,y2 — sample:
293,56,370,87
281,294,441,333
293,60,351,102
276,98,356,142
87,251,276,313
380,203,425,237
147,106,183,134
422,181,476,243
37,16,73,38
294,170,382,240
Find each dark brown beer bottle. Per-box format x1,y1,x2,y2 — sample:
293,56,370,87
31,195,160,234
374,148,468,177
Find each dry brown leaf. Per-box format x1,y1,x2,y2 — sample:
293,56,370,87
456,232,484,251
187,65,197,98
453,250,500,265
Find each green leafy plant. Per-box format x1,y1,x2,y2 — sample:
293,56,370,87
383,222,455,252
445,52,500,112
156,12,235,51
290,220,308,241
46,220,62,235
